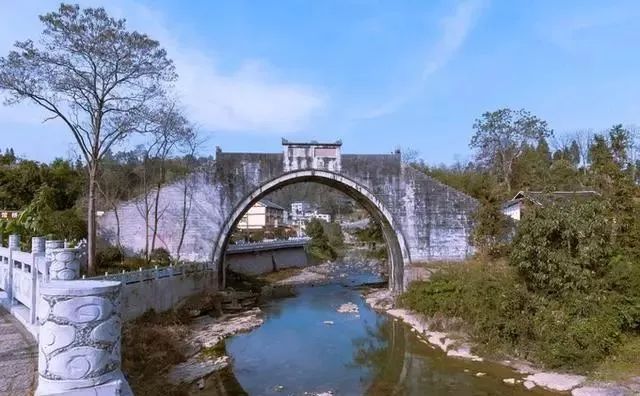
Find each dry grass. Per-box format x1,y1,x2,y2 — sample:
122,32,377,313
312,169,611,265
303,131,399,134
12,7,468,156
121,310,192,395
257,267,303,283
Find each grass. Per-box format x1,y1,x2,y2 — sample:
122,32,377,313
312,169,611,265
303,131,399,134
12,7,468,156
593,335,640,382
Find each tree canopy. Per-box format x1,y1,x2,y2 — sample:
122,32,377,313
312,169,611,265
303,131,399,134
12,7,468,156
0,3,177,274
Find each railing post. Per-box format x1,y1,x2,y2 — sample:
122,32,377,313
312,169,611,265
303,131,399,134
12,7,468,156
7,234,20,304
36,280,131,395
30,237,45,324
46,240,83,281
45,240,64,283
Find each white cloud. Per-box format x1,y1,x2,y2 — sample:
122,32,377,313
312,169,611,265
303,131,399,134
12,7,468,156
0,1,326,135
356,0,486,119
544,6,640,51
174,51,326,133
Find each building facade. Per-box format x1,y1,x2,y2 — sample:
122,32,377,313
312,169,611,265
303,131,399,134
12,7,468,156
237,200,285,230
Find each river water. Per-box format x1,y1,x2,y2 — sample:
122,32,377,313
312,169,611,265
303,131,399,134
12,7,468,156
215,264,555,396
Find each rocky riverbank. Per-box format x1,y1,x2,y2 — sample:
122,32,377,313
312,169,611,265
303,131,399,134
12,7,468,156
274,255,385,286
364,289,639,396
167,308,264,390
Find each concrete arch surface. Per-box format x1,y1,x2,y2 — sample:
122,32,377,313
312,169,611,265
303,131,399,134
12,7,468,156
212,169,411,293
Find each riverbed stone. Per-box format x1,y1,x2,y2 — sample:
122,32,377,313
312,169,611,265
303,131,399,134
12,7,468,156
503,378,516,385
446,344,483,361
337,302,359,314
571,386,627,396
524,380,536,390
524,373,586,392
190,308,263,349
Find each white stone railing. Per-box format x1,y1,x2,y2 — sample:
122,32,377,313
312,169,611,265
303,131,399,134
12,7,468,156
89,261,216,321
0,235,132,395
0,235,47,327
226,238,310,254
90,261,209,284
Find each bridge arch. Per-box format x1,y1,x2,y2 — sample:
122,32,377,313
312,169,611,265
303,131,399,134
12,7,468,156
212,169,411,293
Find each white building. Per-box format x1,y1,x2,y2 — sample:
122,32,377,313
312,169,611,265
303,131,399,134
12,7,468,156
306,210,331,223
290,201,312,220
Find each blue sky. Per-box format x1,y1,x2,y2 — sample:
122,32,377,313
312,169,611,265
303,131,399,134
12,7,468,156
1,0,640,164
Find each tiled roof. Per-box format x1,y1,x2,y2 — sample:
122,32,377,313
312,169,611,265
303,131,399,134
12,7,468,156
258,199,285,211
510,190,600,206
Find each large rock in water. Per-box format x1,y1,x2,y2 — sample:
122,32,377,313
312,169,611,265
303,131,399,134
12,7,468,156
168,356,229,385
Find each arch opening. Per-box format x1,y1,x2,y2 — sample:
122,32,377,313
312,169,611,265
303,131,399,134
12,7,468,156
212,170,411,293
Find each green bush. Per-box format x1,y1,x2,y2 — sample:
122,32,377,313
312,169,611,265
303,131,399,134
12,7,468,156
510,200,613,294
96,246,124,268
531,297,622,369
401,259,631,370
306,218,337,261
150,248,171,266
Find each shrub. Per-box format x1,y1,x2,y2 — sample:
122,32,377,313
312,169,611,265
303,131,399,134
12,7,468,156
96,245,123,268
531,297,622,369
401,259,630,370
150,247,171,266
510,200,614,294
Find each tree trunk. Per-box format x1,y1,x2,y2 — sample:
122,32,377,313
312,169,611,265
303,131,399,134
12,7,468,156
87,162,98,276
150,163,165,254
176,177,190,262
113,203,122,256
150,181,161,253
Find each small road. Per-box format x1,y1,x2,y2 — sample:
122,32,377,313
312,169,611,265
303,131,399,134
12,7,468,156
0,307,37,396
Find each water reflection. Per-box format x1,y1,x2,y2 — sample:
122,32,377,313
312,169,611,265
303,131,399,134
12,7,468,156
218,281,554,396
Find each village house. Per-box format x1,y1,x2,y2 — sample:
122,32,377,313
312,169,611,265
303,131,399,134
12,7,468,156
502,190,601,221
237,199,285,230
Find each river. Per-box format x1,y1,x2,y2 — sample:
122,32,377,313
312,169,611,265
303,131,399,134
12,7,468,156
210,261,555,395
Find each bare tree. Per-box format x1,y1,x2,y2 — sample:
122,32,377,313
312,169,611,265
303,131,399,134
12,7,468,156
470,108,553,191
568,129,595,170
146,102,193,254
133,146,155,261
625,124,640,182
175,131,205,262
0,4,176,274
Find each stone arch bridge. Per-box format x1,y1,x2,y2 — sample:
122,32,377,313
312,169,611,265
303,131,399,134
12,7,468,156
98,140,477,293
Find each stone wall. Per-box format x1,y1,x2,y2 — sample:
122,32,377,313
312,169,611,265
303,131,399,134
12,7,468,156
93,265,217,321
98,171,224,262
226,246,309,276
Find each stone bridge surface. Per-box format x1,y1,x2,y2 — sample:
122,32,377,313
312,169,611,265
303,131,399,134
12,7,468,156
98,140,477,292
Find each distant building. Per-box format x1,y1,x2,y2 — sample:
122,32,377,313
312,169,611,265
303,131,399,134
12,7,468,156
306,210,331,223
502,190,600,221
290,201,312,220
237,200,285,230
0,210,20,220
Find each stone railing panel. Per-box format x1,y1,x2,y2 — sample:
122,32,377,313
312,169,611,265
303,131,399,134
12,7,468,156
36,280,131,395
48,248,82,281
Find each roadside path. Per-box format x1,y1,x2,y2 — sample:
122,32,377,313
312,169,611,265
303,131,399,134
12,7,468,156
0,307,37,396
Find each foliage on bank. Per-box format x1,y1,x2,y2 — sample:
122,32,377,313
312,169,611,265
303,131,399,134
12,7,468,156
403,200,640,371
404,118,640,375
305,218,344,261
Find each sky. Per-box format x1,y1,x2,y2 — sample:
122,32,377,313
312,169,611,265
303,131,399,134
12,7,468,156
1,0,640,165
